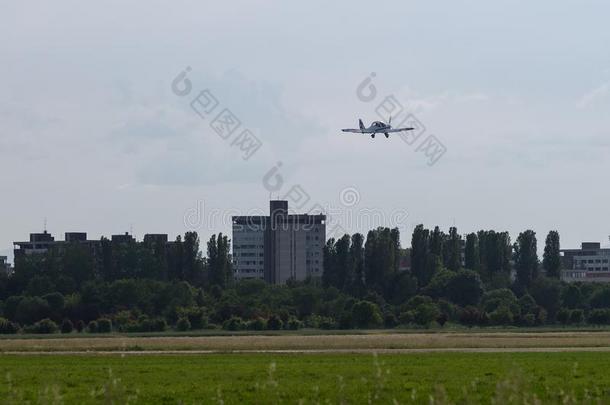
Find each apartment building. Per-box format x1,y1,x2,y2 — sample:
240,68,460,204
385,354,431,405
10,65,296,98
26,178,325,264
232,200,326,284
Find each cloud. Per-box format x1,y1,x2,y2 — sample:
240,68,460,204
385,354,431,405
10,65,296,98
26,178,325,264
577,81,610,109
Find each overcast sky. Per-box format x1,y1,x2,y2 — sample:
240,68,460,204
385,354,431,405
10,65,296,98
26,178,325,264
2,1,609,261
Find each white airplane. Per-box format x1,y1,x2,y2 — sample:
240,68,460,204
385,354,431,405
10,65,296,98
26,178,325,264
342,117,414,138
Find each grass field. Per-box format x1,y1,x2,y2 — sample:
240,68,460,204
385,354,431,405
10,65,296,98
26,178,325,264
1,352,610,403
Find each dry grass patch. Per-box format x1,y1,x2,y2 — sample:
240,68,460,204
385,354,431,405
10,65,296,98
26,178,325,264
1,331,610,353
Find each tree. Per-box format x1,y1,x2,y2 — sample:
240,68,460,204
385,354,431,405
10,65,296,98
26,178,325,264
335,234,353,291
477,230,512,286
351,300,383,328
349,233,365,296
207,233,232,288
411,225,431,287
561,284,583,309
530,277,561,320
445,227,462,271
364,227,400,292
414,303,440,327
543,231,561,279
15,296,50,325
183,231,204,284
60,319,74,334
464,233,480,272
514,230,539,289
447,270,483,307
322,238,337,287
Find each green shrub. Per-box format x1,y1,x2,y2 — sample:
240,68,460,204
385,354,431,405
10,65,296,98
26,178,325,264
588,308,610,325
556,308,570,325
15,296,50,326
338,312,353,329
127,317,167,333
267,315,283,330
384,312,398,328
0,317,19,334
459,306,484,327
176,317,191,331
76,320,85,332
351,300,383,328
97,318,112,333
569,309,584,325
319,317,335,330
26,318,58,334
523,313,536,326
60,319,73,334
286,316,303,330
414,303,440,327
87,320,99,333
399,311,415,325
489,305,514,325
247,317,267,331
223,316,245,331
176,306,207,330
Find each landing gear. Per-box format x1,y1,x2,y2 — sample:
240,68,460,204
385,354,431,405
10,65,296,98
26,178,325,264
371,134,375,139
384,133,389,138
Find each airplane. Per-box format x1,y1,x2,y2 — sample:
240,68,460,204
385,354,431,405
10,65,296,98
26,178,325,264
342,117,414,138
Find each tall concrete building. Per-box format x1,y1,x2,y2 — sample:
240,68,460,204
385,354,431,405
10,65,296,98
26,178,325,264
561,242,610,282
232,200,326,284
0,255,10,276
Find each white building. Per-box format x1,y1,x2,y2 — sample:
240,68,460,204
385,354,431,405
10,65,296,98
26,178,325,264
232,200,326,284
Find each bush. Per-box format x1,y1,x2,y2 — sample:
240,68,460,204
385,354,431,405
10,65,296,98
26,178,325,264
414,303,440,327
556,308,570,325
569,309,584,325
223,316,245,331
384,312,398,328
97,318,112,333
459,306,484,327
481,289,519,315
489,306,514,325
588,308,610,325
286,316,303,330
60,319,73,334
399,311,415,325
338,312,353,329
267,315,283,330
247,317,267,331
319,317,335,330
523,313,536,326
133,318,167,333
0,317,19,334
176,306,208,330
26,318,58,334
87,320,98,333
351,300,383,328
76,320,85,332
15,296,50,326
176,317,191,331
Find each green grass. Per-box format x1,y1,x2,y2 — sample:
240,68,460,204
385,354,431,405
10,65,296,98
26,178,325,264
4,324,610,341
1,352,610,403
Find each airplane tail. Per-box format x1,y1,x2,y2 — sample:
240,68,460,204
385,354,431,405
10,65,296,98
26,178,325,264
359,119,365,131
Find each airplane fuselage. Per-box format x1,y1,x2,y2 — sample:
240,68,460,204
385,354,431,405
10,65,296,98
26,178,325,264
341,119,413,138
363,121,390,134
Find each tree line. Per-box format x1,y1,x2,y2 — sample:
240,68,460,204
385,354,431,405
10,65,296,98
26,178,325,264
1,226,610,334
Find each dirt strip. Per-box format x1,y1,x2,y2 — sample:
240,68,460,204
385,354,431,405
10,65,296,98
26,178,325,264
2,332,610,353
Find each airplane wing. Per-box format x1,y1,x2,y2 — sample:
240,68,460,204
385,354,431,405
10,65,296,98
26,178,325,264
341,129,363,133
385,127,414,133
